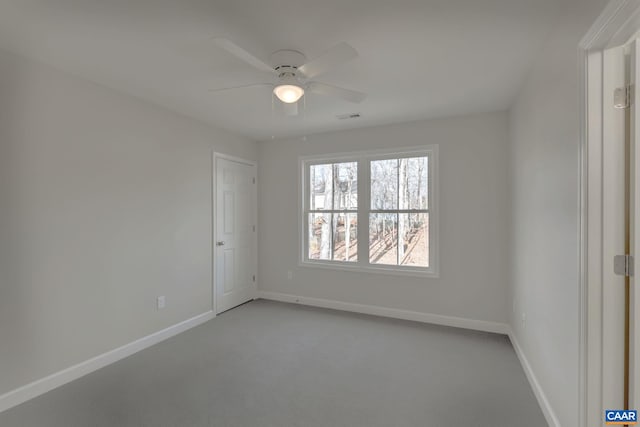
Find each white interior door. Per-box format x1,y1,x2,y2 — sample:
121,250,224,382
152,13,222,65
630,39,640,412
602,39,640,414
602,43,627,414
215,155,257,314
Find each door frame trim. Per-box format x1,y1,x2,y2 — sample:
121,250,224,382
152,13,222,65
212,152,258,315
580,1,640,425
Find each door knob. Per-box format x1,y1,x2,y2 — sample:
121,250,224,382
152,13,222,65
216,241,225,246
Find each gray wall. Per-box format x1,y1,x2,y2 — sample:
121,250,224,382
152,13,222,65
0,50,257,395
258,112,510,324
507,0,605,425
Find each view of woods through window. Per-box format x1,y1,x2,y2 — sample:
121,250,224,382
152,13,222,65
309,162,359,262
307,155,429,268
370,157,428,267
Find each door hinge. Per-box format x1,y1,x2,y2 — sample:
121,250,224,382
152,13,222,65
614,254,634,276
614,85,632,109
252,275,256,282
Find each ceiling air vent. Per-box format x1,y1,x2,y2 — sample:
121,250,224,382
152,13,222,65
336,113,361,120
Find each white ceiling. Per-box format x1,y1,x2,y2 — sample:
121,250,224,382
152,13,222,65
0,0,561,141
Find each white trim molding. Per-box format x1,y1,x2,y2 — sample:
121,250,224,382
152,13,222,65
508,329,561,427
256,291,509,335
0,311,214,414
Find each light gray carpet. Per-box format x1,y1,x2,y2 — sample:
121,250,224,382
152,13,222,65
0,300,546,427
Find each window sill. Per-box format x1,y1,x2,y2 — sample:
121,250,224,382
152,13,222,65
299,259,439,278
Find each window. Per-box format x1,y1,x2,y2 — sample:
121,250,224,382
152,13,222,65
308,162,358,262
301,146,438,277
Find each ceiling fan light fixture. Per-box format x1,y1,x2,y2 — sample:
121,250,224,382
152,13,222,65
273,84,304,103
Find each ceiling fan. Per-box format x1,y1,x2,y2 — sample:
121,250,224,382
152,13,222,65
210,38,367,113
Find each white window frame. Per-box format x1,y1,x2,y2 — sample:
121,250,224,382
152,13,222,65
299,145,439,278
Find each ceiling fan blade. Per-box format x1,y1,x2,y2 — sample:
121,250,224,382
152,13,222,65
208,83,272,93
213,38,276,74
307,82,367,103
283,102,298,116
298,42,358,79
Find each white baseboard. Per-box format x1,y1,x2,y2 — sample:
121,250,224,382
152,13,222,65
508,328,559,427
0,310,214,414
256,291,509,334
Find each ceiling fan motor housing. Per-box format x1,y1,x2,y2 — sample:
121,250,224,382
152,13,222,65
270,49,307,79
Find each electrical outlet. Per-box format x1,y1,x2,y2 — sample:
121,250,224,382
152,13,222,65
157,296,166,309
287,271,293,280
